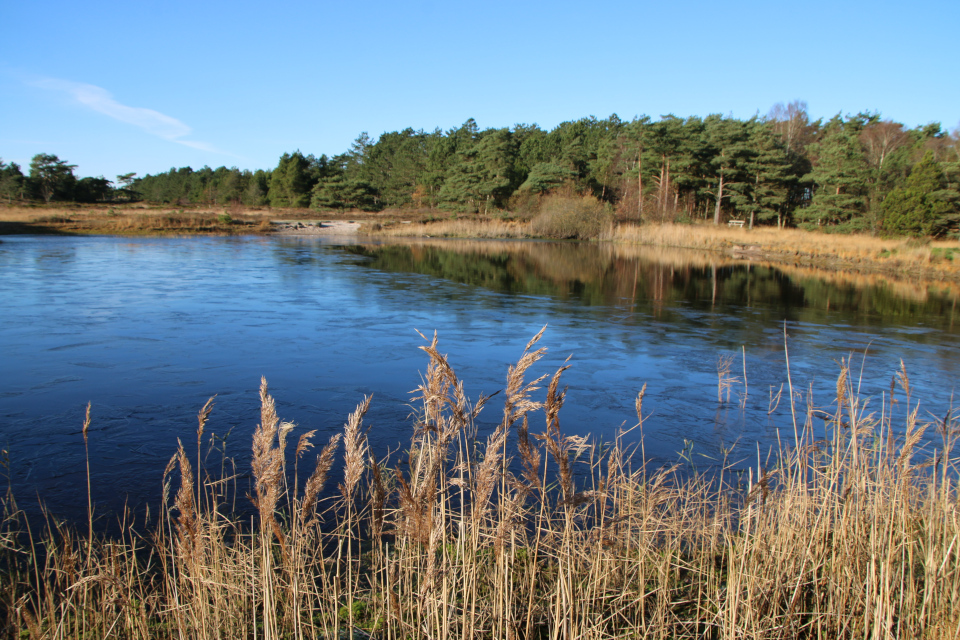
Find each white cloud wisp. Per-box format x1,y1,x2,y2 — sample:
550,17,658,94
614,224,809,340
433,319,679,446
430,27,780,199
32,78,222,153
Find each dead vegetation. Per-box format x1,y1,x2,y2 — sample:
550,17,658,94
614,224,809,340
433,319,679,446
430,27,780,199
607,222,960,278
0,203,276,235
1,331,959,639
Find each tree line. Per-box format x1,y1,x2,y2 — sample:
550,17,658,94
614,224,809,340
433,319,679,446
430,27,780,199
0,154,140,205
5,101,959,236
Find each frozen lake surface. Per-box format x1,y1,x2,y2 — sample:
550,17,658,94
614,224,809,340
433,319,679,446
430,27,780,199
1,234,958,521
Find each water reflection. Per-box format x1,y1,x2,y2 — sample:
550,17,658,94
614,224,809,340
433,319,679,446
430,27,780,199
345,240,960,336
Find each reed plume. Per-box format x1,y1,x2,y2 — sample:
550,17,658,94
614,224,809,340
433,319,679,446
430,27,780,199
172,441,197,562
340,396,371,503
299,433,341,528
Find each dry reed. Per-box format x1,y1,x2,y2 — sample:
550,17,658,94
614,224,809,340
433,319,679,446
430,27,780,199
366,218,530,239
0,203,274,235
2,332,959,639
608,222,960,278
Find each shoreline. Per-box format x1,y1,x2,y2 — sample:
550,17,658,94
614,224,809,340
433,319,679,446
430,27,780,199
3,202,960,283
364,218,960,284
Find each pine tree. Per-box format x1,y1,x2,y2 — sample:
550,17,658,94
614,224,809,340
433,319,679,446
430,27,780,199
311,176,377,212
518,163,576,194
0,160,25,203
436,120,482,211
799,116,870,229
882,151,958,235
731,122,794,228
29,153,77,203
474,128,519,212
701,116,751,224
645,116,686,221
268,152,312,208
243,170,270,206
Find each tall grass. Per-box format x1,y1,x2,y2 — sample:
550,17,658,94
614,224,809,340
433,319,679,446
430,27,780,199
607,222,960,277
365,218,530,239
0,204,273,234
2,332,959,639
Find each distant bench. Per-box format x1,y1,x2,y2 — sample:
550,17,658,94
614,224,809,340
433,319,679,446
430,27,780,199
727,220,745,228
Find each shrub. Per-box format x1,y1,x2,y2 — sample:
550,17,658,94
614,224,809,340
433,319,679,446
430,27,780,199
530,194,613,239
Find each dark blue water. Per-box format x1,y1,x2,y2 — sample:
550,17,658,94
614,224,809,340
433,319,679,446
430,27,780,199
1,234,958,522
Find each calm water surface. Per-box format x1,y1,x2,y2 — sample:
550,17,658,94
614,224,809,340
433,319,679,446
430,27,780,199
1,234,958,521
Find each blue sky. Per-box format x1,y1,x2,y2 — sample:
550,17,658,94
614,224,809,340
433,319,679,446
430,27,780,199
2,0,958,182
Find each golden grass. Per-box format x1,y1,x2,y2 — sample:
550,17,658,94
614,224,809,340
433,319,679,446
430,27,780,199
364,217,531,239
0,203,276,235
2,331,959,639
608,222,960,277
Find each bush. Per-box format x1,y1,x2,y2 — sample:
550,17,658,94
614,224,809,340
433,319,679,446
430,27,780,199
506,189,541,220
530,194,612,239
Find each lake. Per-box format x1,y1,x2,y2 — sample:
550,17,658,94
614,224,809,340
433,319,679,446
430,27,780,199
1,234,958,522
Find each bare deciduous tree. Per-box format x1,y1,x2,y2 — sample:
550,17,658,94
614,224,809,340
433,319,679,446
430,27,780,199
860,120,909,172
768,100,810,154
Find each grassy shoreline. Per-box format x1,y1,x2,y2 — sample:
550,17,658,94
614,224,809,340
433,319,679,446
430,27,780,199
4,202,960,282
2,331,959,638
366,217,960,282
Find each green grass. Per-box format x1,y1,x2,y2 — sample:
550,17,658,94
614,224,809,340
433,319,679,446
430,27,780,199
932,247,958,261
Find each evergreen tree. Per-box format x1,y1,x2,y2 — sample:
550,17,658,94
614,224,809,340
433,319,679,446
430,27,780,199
352,129,431,208
311,177,377,212
268,152,313,208
74,176,112,203
550,120,589,177
112,172,138,202
701,116,751,224
516,124,554,174
641,116,708,221
210,166,242,204
799,116,869,229
731,122,794,228
590,134,624,202
438,146,483,211
881,151,959,235
436,120,482,211
645,117,684,221
243,170,270,206
518,163,576,194
29,153,77,203
0,160,25,203
615,116,652,219
80,108,958,237
474,128,519,211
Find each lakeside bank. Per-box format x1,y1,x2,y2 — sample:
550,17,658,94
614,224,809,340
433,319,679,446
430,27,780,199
4,202,960,282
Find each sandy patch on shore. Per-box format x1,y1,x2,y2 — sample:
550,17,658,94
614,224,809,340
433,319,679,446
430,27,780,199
271,220,362,235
